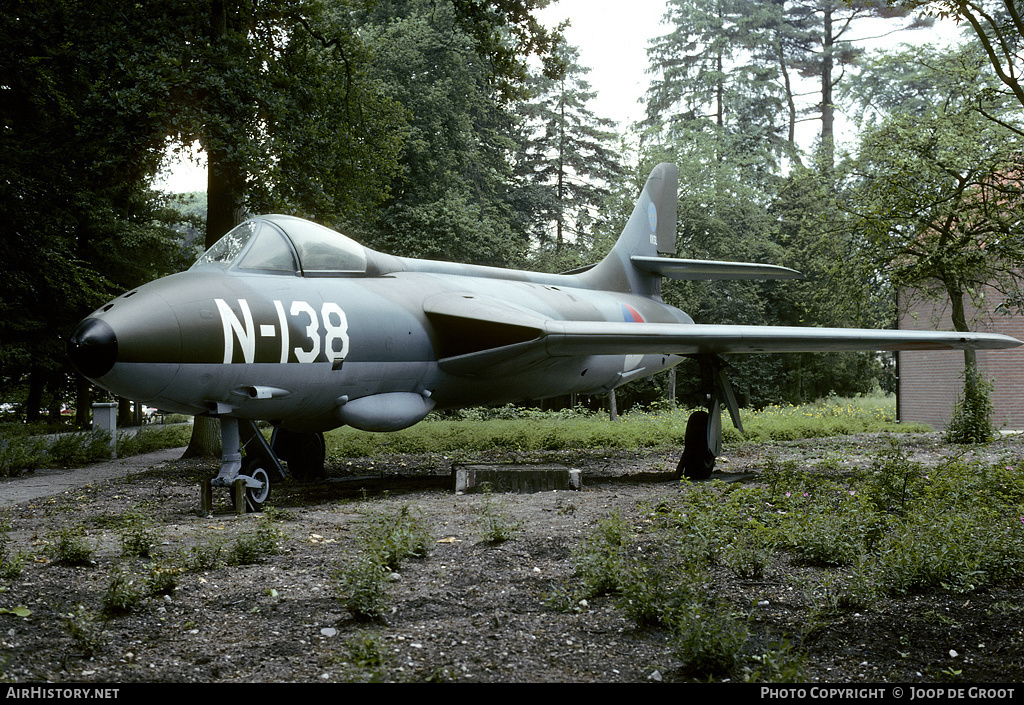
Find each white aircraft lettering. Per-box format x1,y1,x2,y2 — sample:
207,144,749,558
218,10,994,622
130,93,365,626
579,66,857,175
215,298,350,365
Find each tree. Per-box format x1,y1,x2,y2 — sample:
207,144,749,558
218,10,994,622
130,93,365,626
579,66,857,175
645,0,798,167
903,0,1024,120
0,0,193,423
842,97,1024,373
344,0,561,268
169,0,559,452
515,40,624,270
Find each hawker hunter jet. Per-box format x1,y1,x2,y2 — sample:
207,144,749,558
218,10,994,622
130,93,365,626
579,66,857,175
69,163,1022,509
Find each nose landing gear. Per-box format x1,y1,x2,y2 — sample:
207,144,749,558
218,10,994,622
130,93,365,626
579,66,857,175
203,417,288,514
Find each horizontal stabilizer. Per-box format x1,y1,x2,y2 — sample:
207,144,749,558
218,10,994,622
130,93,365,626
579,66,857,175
630,256,804,281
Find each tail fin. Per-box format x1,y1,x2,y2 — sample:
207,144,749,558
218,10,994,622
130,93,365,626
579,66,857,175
579,163,678,297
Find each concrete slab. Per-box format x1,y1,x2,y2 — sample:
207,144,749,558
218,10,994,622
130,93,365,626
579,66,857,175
453,462,582,494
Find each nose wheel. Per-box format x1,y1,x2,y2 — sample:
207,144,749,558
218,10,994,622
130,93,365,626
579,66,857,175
203,417,288,514
232,457,272,513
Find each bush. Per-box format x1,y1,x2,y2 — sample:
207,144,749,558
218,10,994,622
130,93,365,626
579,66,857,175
333,503,433,621
945,367,996,445
46,431,112,467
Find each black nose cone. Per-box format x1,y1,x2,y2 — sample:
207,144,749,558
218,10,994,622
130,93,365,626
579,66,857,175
69,318,118,378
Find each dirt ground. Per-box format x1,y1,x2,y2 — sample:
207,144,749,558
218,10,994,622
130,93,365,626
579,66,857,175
2,432,1024,684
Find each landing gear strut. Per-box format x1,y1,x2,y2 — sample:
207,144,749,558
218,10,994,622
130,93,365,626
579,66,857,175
204,417,289,514
677,355,743,481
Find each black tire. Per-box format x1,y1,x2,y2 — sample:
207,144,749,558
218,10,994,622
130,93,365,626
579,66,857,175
677,410,716,480
273,430,326,482
232,456,272,512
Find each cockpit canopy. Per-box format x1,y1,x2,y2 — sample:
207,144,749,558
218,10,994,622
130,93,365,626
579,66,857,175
193,215,368,277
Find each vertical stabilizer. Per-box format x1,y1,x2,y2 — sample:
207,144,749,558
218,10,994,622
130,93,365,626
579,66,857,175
578,163,678,297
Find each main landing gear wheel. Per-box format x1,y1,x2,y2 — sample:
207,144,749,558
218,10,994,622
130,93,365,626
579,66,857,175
677,410,716,480
233,457,272,513
272,430,326,482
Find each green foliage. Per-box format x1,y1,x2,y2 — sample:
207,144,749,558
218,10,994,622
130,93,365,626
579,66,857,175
863,442,923,514
0,436,47,477
670,600,751,678
742,639,810,683
0,518,26,580
474,488,521,545
182,540,226,572
334,630,393,682
119,508,161,559
944,368,996,445
547,438,1024,679
0,424,191,477
46,526,95,567
358,505,433,571
62,605,104,658
101,567,144,617
44,431,112,468
226,519,286,566
335,554,393,622
567,510,632,599
334,503,433,621
116,425,192,457
325,397,923,460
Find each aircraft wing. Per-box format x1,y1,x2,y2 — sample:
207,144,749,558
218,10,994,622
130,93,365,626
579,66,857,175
542,322,1021,356
433,313,1021,377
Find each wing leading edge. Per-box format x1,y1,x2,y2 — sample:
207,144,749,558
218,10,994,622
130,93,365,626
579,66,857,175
434,317,1022,378
542,322,1022,357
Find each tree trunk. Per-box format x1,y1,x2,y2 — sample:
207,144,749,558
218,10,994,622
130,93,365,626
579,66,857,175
948,287,977,374
820,0,835,167
182,0,247,460
182,416,222,459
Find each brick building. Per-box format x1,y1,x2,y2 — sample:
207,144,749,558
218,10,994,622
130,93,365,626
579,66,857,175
897,287,1024,431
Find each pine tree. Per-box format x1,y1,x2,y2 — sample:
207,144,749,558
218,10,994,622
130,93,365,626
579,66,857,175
516,41,624,269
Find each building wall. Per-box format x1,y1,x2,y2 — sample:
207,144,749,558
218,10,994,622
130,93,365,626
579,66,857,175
897,288,1024,431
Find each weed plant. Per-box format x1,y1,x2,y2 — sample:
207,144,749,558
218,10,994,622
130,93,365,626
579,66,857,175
945,368,996,445
336,630,392,681
333,503,433,621
0,518,25,579
63,604,104,658
101,567,143,617
46,526,95,566
226,518,286,565
474,486,521,544
119,508,161,559
551,444,1024,680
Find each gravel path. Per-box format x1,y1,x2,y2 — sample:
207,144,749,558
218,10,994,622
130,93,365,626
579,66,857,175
0,447,187,509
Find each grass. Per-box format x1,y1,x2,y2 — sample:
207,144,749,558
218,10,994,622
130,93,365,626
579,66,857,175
1,395,918,477
322,394,925,460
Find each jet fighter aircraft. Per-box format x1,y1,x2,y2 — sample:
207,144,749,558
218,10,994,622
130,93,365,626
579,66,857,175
69,163,1022,509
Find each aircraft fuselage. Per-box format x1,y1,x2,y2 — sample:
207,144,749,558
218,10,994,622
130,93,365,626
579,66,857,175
80,263,690,433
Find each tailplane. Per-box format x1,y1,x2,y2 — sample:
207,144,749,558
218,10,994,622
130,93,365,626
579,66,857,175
578,163,678,297
577,162,802,297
